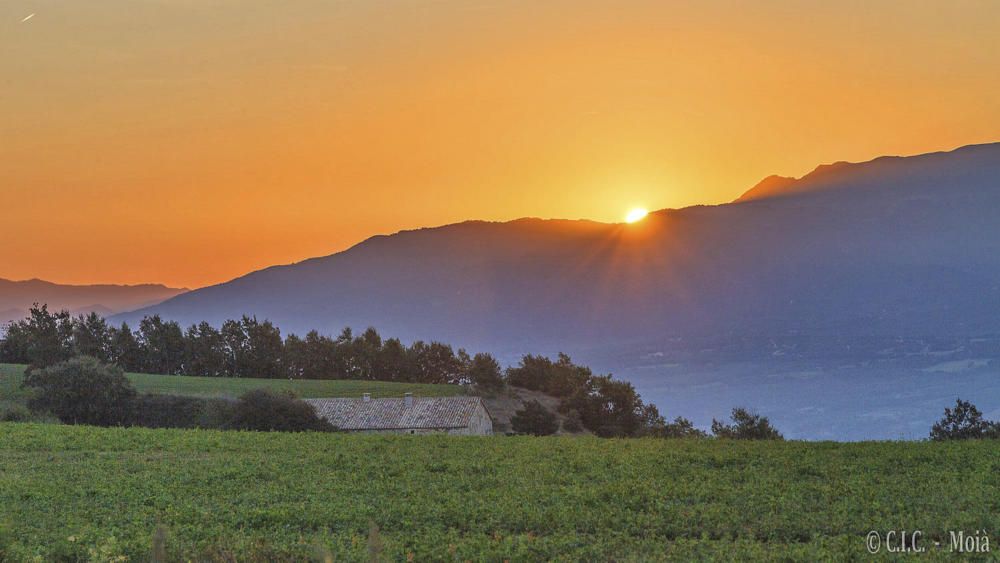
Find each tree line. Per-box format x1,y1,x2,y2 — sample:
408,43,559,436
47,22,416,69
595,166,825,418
1,305,789,439
0,305,497,385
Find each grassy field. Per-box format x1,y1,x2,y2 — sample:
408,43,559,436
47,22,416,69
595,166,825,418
1,423,998,561
0,363,463,410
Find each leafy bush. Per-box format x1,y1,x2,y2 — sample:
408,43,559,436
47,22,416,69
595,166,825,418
711,408,783,440
129,394,236,429
561,409,584,433
930,399,1000,440
658,416,708,439
230,389,334,432
510,400,558,436
22,356,137,426
1,404,33,422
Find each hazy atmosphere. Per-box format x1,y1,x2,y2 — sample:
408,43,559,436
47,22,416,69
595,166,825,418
3,0,999,287
6,2,1000,559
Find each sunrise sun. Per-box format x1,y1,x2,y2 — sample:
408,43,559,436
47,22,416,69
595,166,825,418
625,208,649,223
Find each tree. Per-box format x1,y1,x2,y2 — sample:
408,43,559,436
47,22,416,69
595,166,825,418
0,318,31,363
221,319,249,377
379,337,409,381
353,327,383,379
466,352,504,390
71,312,111,361
711,408,783,440
506,353,590,397
22,356,137,426
658,416,708,439
137,316,185,374
108,322,142,372
229,389,334,432
406,341,464,384
511,400,558,436
242,317,284,378
7,305,73,368
561,374,659,437
285,330,339,379
930,399,1000,440
184,322,226,377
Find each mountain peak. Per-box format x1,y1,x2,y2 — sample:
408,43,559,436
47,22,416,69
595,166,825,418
734,175,798,203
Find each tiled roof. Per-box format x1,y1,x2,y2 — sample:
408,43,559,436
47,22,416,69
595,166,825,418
305,396,485,430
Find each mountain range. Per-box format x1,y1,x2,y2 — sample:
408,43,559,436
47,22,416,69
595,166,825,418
4,141,992,438
115,142,1000,365
1,279,186,327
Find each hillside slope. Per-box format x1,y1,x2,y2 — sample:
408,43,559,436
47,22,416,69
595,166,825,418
1,279,186,326
116,143,1000,362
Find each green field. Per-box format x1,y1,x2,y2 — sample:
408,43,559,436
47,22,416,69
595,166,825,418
0,363,463,411
1,423,998,561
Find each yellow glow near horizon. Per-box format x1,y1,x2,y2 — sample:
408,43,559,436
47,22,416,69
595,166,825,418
625,208,649,224
2,2,1000,287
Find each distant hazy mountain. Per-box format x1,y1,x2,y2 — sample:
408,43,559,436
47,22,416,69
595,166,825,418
116,143,1000,363
0,279,187,326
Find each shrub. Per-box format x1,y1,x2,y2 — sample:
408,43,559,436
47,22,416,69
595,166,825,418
659,416,708,439
930,399,1000,440
130,394,236,429
511,400,558,436
561,410,584,433
22,356,137,426
711,408,783,440
1,404,33,422
230,389,334,432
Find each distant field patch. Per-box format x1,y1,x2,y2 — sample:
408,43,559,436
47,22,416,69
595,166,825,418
0,363,464,409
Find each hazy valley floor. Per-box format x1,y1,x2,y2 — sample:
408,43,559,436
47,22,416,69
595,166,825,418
2,424,998,561
619,360,1000,441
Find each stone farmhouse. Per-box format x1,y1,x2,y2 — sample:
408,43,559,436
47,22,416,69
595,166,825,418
306,393,493,435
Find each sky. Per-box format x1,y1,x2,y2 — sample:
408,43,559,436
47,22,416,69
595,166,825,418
2,0,999,289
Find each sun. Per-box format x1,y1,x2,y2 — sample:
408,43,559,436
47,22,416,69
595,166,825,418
624,208,649,223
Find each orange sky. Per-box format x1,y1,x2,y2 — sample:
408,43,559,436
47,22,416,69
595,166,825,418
2,0,999,288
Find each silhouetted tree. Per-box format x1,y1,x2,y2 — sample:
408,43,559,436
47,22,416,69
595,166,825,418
380,337,409,381
657,416,708,439
221,319,248,377
712,408,783,440
0,319,31,364
930,399,1000,440
108,322,142,372
138,315,185,374
286,330,339,379
184,322,226,377
467,352,504,390
71,312,111,361
8,305,74,368
241,316,284,378
407,341,464,384
506,353,590,397
562,374,658,437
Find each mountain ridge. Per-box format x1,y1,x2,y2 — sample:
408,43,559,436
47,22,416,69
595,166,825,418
114,141,1000,363
1,278,187,326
